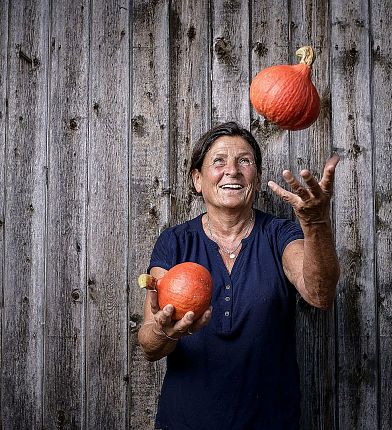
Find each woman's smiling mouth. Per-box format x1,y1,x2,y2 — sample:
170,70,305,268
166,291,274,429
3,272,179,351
220,184,244,190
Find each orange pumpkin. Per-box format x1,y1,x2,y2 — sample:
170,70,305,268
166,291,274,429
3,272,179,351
250,46,320,131
138,262,213,320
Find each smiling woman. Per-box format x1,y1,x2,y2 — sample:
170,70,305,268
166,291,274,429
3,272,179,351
192,135,260,213
138,121,340,430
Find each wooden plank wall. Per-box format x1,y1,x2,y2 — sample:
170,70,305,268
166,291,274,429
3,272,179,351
0,1,391,429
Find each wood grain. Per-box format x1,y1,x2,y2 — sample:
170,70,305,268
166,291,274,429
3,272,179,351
169,0,210,223
250,0,291,218
331,0,377,428
290,0,336,428
43,1,90,428
211,0,250,126
371,0,392,428
128,1,170,428
0,4,8,385
86,0,129,427
1,0,49,428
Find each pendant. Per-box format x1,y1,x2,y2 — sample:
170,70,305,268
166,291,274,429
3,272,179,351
229,253,236,259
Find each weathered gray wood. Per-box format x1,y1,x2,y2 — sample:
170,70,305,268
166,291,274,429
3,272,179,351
331,0,377,428
43,1,90,428
86,0,129,428
128,1,170,429
1,2,392,429
0,8,8,411
1,0,49,428
211,0,250,126
250,1,291,217
169,0,210,222
290,1,336,429
371,1,392,429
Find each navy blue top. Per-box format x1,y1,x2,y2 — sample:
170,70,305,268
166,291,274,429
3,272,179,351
148,209,304,430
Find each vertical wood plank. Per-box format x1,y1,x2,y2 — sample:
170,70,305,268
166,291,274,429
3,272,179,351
250,1,290,217
211,0,250,126
331,0,377,428
290,1,336,429
1,0,49,428
43,1,89,428
0,0,8,366
128,1,170,429
87,0,129,428
371,1,392,428
0,1,8,425
169,0,210,223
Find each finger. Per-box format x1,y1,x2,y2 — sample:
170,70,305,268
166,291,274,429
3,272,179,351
267,180,298,204
192,306,213,332
171,311,194,334
319,154,340,193
282,170,312,201
281,171,314,202
300,170,323,197
149,290,160,314
156,304,175,327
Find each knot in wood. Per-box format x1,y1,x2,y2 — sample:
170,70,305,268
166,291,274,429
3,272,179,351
214,37,232,63
71,289,81,301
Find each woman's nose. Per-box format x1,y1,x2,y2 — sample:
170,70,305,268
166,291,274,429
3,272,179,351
224,158,240,175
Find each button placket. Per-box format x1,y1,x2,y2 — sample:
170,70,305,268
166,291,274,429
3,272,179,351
223,284,232,317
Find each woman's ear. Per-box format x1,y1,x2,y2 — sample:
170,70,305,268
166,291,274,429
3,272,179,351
192,169,202,194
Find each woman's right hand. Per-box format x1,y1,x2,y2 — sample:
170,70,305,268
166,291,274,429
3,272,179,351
138,266,212,361
149,289,212,339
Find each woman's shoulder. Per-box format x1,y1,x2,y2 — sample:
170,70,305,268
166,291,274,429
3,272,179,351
254,209,303,252
254,209,303,240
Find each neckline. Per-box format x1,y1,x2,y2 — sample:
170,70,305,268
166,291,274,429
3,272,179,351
198,209,259,249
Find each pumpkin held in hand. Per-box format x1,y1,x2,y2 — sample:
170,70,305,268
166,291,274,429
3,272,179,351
138,262,213,320
250,46,320,131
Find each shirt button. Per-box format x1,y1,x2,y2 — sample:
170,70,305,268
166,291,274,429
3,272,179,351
224,311,230,316
225,285,231,290
225,296,230,301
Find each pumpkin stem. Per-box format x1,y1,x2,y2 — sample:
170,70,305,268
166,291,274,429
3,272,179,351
138,274,158,290
295,46,315,66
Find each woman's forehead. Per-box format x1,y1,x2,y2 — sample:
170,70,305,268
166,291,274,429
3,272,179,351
208,135,254,154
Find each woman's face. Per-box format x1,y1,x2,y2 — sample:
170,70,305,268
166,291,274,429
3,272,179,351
192,135,261,211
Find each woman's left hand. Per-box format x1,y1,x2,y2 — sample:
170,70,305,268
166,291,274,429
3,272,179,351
267,155,340,226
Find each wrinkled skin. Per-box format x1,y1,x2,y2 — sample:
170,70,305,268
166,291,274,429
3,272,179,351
268,155,339,226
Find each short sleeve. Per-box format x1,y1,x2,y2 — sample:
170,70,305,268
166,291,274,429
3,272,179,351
271,218,304,257
147,228,174,273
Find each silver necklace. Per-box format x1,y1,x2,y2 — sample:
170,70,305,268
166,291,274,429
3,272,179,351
207,210,254,259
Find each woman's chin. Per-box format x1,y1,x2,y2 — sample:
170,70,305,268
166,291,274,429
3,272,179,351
217,196,252,209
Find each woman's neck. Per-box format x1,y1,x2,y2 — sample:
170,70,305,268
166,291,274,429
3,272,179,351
204,206,254,239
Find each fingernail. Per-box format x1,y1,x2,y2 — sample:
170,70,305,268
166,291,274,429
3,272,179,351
186,312,194,321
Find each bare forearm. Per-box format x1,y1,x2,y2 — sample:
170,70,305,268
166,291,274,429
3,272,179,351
138,322,178,362
301,221,340,309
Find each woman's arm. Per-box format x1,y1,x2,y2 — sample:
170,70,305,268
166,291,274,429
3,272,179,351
138,266,212,361
268,155,340,309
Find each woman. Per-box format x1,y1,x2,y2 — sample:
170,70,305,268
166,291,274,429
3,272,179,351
138,122,340,430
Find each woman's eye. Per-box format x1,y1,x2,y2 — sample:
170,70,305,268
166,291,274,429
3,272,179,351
213,158,225,166
239,158,251,166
